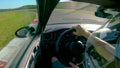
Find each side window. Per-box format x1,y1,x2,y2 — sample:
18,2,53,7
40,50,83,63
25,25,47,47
0,0,37,50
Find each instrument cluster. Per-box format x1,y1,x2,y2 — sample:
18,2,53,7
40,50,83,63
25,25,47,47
42,29,69,41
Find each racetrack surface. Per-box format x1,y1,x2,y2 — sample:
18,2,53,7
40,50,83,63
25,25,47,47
48,9,108,25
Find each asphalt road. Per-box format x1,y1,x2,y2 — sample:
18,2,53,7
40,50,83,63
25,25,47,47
48,9,108,25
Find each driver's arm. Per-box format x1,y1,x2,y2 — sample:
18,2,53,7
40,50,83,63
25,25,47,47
72,25,115,61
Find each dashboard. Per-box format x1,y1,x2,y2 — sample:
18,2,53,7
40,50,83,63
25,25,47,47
41,28,87,46
42,28,69,41
40,23,100,53
40,26,87,57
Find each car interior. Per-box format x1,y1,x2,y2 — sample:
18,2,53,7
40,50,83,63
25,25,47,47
0,0,120,68
33,0,120,68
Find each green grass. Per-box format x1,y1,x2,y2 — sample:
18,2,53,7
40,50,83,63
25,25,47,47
0,11,35,49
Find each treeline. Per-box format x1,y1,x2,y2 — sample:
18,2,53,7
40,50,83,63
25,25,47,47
0,5,37,12
17,5,37,9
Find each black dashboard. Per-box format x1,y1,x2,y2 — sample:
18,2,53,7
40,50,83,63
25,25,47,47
40,23,98,57
40,27,87,59
42,28,69,42
41,28,87,47
40,27,87,66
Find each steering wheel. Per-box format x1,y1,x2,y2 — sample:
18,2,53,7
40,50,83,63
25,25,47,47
55,28,85,67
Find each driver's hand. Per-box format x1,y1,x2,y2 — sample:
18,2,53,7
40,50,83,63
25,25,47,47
68,62,79,68
72,25,90,38
52,57,79,68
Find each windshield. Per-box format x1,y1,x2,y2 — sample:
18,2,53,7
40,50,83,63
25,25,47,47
0,0,37,50
48,1,108,25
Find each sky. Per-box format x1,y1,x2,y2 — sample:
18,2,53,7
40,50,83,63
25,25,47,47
0,0,36,9
0,0,70,9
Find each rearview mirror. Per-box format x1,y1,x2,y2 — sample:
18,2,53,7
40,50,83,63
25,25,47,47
15,26,35,38
95,11,113,19
95,6,113,19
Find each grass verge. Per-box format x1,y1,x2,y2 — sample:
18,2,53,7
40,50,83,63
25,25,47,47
0,11,35,49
